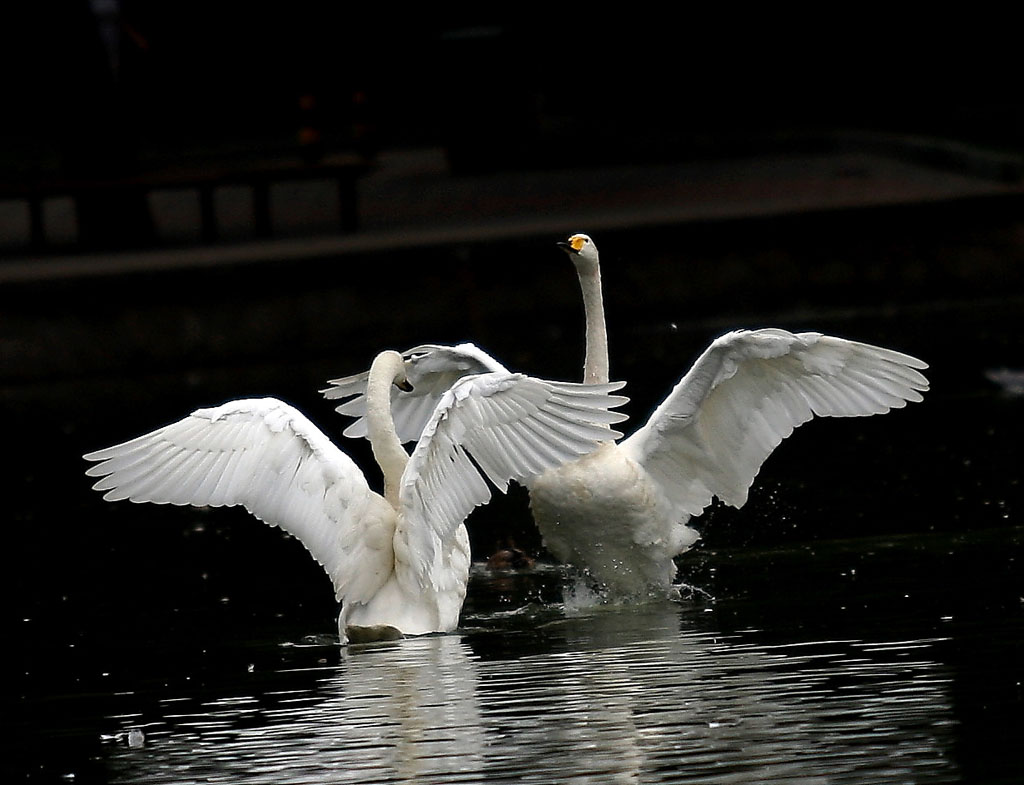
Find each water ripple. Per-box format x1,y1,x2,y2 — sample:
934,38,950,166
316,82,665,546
100,605,959,784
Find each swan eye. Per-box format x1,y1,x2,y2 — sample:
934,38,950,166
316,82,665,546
395,379,414,392
569,235,588,252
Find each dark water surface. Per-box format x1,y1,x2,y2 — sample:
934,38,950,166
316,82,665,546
4,246,1023,782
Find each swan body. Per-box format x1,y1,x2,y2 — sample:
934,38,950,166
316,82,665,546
84,351,627,641
324,237,929,599
528,443,698,595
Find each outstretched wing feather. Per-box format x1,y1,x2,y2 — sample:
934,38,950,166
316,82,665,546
398,374,627,589
83,398,391,605
622,329,928,519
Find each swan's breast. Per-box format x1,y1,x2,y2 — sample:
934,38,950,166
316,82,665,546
528,445,670,547
527,444,693,593
344,521,471,639
529,444,652,513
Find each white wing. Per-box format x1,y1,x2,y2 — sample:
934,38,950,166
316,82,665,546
399,373,629,588
621,329,929,520
83,398,393,605
322,343,508,443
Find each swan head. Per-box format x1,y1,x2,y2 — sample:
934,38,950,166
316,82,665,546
372,350,414,392
558,232,600,273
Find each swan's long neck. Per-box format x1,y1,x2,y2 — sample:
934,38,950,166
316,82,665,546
365,351,409,508
576,262,609,385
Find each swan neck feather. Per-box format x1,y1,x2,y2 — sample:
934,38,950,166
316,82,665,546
365,351,409,508
577,263,609,385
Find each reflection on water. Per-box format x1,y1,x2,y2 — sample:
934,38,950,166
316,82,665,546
105,636,486,784
100,599,958,785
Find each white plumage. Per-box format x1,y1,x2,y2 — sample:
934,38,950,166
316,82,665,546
324,235,929,598
84,350,626,642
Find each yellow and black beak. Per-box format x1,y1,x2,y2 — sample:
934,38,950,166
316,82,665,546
558,235,588,254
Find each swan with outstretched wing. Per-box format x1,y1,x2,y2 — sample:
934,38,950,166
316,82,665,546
85,350,626,642
323,236,929,598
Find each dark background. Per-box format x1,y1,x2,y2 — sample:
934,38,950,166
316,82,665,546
4,4,1022,172
2,7,1023,784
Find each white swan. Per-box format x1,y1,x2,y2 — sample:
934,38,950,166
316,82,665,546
324,236,930,598
83,350,627,642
